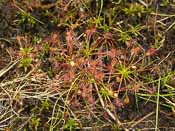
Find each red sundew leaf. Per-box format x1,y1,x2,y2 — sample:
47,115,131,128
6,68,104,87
80,86,88,98
76,57,86,68
62,73,70,83
107,60,116,73
146,48,156,56
78,82,89,92
85,26,96,42
103,32,113,40
61,70,75,84
50,32,61,47
96,48,105,58
81,84,95,109
108,49,116,58
87,60,98,72
126,39,137,47
115,49,122,56
102,111,110,120
94,33,115,48
129,83,141,93
131,46,141,55
94,71,104,81
146,87,156,94
93,36,104,48
66,28,74,55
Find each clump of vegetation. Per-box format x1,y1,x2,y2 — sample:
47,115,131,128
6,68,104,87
0,0,175,130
